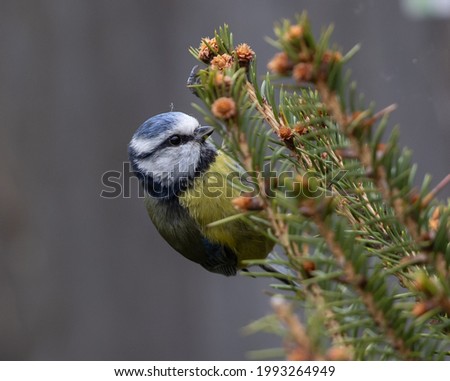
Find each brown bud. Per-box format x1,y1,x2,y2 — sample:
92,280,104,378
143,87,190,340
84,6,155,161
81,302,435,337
326,347,351,361
211,97,236,119
322,50,342,64
278,126,293,140
232,196,264,211
292,62,314,82
267,52,292,75
198,37,218,63
302,260,316,274
278,126,295,151
210,53,233,71
285,25,304,41
412,301,434,317
234,43,255,66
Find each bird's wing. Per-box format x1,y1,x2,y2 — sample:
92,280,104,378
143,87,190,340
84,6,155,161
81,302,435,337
145,195,238,276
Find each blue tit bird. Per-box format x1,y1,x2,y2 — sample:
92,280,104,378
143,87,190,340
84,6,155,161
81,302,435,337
128,111,274,276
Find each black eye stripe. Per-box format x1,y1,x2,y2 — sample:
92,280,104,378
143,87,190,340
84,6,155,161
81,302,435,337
133,135,195,160
164,134,193,147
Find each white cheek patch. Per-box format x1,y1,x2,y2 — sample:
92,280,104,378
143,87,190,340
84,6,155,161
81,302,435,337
137,142,201,185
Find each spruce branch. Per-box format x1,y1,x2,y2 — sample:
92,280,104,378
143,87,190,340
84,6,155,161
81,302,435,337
263,12,450,313
187,14,450,360
309,204,416,359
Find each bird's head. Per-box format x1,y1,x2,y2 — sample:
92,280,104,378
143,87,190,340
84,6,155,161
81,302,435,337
128,112,217,199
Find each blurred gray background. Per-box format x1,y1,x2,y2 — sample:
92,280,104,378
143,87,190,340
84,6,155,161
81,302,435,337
0,0,449,360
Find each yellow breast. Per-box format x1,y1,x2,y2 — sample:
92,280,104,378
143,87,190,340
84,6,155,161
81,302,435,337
178,152,273,266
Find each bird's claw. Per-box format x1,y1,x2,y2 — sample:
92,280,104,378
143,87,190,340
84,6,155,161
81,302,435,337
187,65,201,97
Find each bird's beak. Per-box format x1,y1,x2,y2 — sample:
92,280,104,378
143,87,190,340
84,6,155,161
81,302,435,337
194,126,214,141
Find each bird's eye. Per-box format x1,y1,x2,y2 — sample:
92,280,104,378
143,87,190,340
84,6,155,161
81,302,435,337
168,135,182,146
